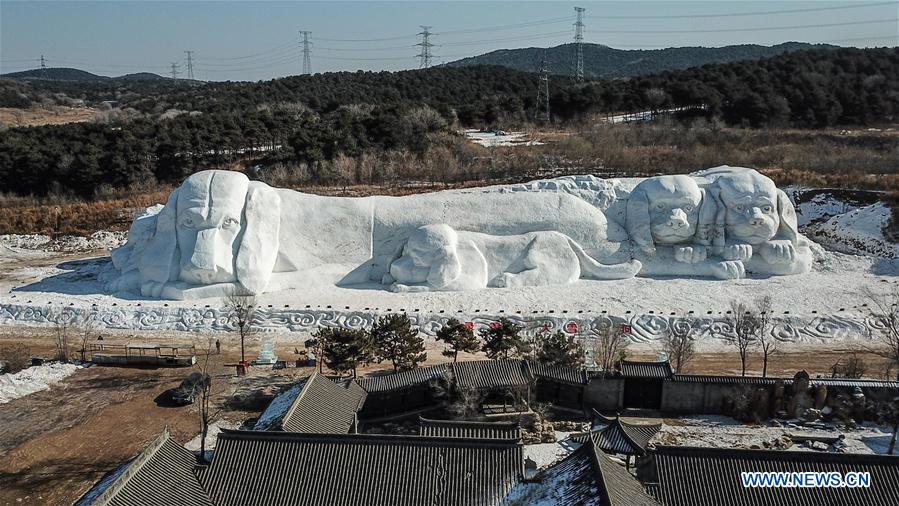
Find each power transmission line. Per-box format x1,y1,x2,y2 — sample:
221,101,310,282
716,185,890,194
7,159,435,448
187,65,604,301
574,7,585,82
300,31,312,74
40,54,48,78
416,26,435,68
184,50,195,79
596,18,898,34
586,1,896,20
169,62,180,80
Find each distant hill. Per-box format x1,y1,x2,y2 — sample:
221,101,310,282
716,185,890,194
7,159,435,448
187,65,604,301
1,67,166,82
2,67,109,81
115,72,168,81
444,42,835,78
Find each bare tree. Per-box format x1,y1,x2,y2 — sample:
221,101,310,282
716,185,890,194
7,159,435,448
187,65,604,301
662,318,696,374
51,308,76,362
224,287,257,363
193,335,224,464
78,311,98,362
754,296,778,378
831,348,868,379
593,324,630,375
728,300,758,377
863,286,899,381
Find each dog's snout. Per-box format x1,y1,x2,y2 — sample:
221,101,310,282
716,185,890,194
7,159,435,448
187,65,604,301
748,208,765,227
667,209,688,228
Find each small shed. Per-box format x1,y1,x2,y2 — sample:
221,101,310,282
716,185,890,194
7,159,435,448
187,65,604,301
619,360,672,410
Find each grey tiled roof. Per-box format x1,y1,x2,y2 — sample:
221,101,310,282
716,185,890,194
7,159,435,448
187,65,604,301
618,360,673,379
79,429,211,506
591,419,660,456
573,417,661,456
507,437,657,506
651,446,899,506
201,430,524,506
528,361,590,385
672,374,899,389
419,417,522,440
280,371,361,433
356,363,450,393
453,360,531,389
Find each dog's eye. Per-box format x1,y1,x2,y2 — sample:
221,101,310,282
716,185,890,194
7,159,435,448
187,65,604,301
734,204,744,212
762,205,773,213
222,218,239,229
180,218,194,228
683,205,694,213
656,203,665,210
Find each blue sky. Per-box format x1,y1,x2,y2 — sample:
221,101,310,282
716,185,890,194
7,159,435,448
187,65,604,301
1,1,896,81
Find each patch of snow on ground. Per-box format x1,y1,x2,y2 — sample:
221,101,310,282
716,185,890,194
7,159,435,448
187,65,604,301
0,361,83,403
185,420,239,452
657,415,896,455
524,431,581,469
252,381,305,430
0,231,126,253
464,129,543,147
795,192,861,227
807,202,897,258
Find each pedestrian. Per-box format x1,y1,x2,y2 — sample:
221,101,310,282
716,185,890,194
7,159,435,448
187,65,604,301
215,338,221,355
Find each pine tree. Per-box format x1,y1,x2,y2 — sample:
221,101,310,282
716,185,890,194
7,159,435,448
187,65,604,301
314,327,373,378
536,330,585,368
435,318,480,362
479,317,530,360
370,313,427,371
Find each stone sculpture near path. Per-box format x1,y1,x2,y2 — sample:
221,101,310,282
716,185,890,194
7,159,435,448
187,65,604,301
107,165,814,299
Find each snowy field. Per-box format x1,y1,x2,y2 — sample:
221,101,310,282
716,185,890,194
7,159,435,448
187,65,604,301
464,129,544,147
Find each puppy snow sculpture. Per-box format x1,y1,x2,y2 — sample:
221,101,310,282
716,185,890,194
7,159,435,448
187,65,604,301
625,175,711,264
388,224,642,292
698,166,812,276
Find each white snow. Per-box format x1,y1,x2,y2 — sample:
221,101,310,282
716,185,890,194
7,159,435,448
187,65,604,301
0,361,83,404
464,129,544,147
523,431,581,469
0,231,126,253
657,415,897,455
807,202,898,259
252,381,305,430
184,420,239,451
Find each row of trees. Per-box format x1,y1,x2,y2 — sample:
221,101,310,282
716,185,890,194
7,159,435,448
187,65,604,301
309,315,591,377
1,47,896,198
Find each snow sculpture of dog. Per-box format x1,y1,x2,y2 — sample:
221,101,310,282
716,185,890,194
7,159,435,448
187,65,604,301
109,170,636,299
697,166,812,276
623,167,811,279
388,224,642,292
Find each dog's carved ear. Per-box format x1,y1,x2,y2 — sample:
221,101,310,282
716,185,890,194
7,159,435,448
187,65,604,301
776,189,799,245
236,182,281,294
138,188,181,287
696,187,725,253
625,185,654,254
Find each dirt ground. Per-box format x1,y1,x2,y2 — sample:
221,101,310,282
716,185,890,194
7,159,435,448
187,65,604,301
0,324,893,505
0,107,96,128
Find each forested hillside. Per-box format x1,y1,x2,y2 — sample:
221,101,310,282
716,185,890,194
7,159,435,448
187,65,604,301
1,47,896,198
444,42,832,78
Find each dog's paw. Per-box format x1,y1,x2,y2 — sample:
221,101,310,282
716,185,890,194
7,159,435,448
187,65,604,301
711,260,746,280
723,243,753,262
675,245,707,264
